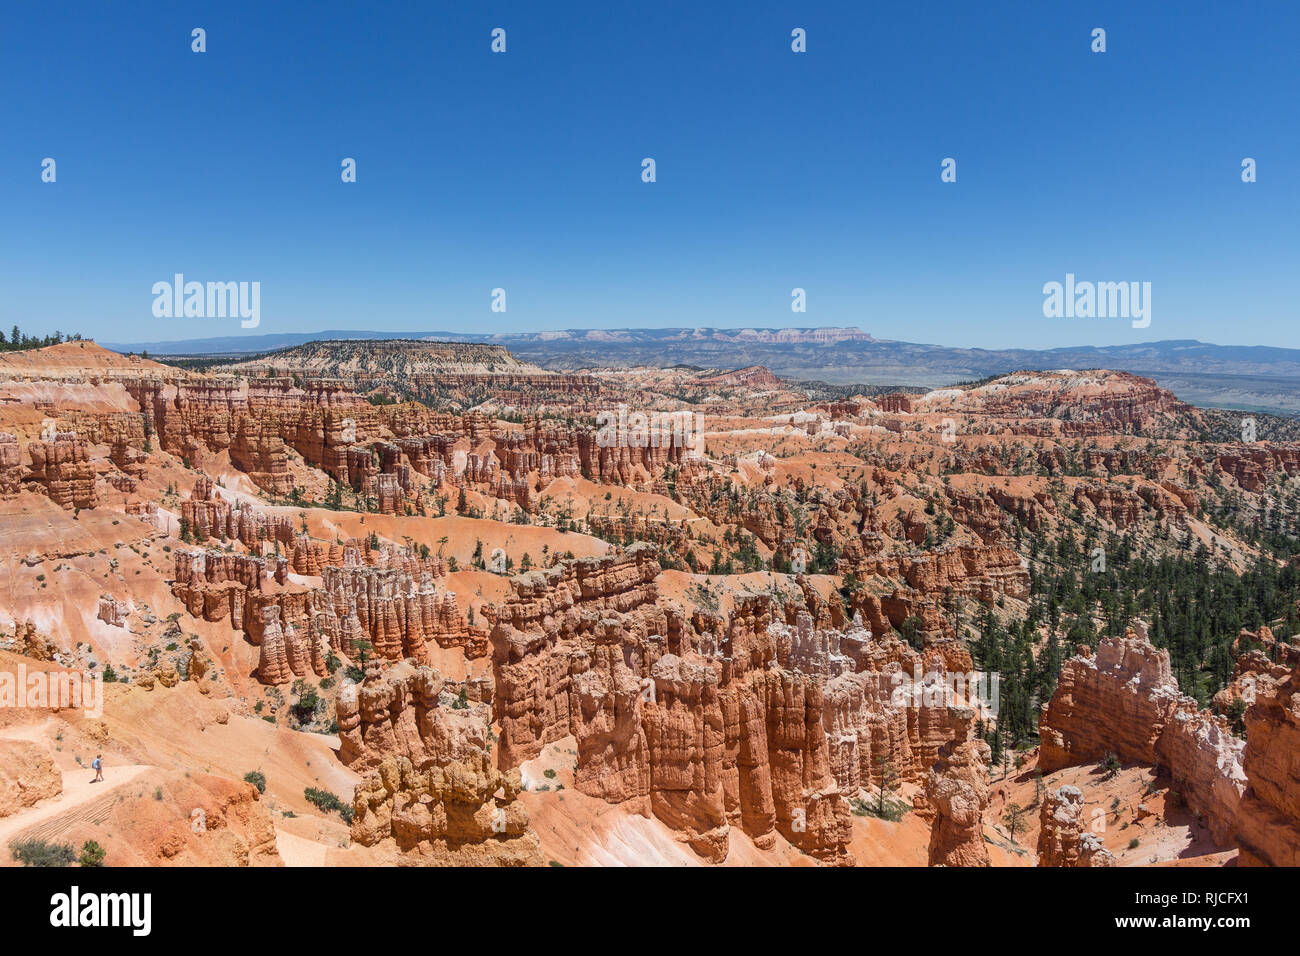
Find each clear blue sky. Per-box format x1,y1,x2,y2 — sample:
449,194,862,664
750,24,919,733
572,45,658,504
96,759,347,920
1,0,1297,349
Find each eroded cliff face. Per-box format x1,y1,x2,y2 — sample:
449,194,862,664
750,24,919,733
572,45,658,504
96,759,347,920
1039,626,1300,863
901,370,1192,437
182,476,297,546
1236,663,1300,866
482,546,990,864
338,659,542,865
816,619,981,794
25,434,99,509
0,433,22,498
123,375,694,510
1039,628,1185,773
1214,445,1300,492
172,535,482,685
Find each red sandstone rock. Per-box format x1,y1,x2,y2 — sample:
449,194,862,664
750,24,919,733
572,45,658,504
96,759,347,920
925,737,992,867
97,595,130,628
484,546,1000,864
1037,785,1116,867
340,659,542,865
1040,626,1252,849
0,739,62,818
26,435,99,509
0,433,22,498
1236,661,1300,866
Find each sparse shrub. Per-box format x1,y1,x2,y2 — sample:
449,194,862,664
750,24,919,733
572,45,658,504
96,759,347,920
1101,751,1121,778
11,839,76,867
305,787,352,823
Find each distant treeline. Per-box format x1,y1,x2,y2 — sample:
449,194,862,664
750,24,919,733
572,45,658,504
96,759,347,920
2,328,85,352
793,380,924,400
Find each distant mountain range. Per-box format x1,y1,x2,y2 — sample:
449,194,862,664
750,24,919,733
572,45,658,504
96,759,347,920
103,328,1300,416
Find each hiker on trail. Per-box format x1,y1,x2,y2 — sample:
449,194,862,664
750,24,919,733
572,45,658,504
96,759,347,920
92,754,103,783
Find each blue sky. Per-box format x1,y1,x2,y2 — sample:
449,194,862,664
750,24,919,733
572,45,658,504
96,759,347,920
1,0,1297,349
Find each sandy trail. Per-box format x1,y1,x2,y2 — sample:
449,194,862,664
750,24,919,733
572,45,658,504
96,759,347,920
274,827,329,866
0,765,152,849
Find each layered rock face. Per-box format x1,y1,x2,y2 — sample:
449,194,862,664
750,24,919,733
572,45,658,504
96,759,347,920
6,620,59,661
486,547,985,864
97,595,130,628
1212,649,1290,719
339,660,542,865
315,564,480,662
172,544,479,684
1037,786,1116,867
906,370,1190,437
816,617,983,793
1236,662,1300,866
488,548,858,863
1214,445,1300,492
125,374,692,509
182,476,296,547
856,545,1030,603
1073,482,1144,529
1039,628,1184,772
172,549,316,685
923,736,992,867
1040,628,1246,845
0,433,21,498
1039,627,1300,861
26,435,99,509
172,549,284,628
842,544,1030,644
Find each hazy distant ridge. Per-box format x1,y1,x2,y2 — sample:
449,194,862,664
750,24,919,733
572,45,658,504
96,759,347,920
103,328,1300,415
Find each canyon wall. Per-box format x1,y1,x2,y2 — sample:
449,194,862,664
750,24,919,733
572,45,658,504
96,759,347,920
1236,663,1300,866
1040,627,1300,864
485,546,988,864
171,544,481,684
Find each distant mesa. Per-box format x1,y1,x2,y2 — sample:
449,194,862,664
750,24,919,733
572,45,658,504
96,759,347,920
100,327,1300,415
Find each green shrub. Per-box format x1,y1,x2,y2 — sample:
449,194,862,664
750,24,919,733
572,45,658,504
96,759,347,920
244,771,267,794
305,786,352,823
79,841,106,867
11,839,76,867
290,687,320,725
